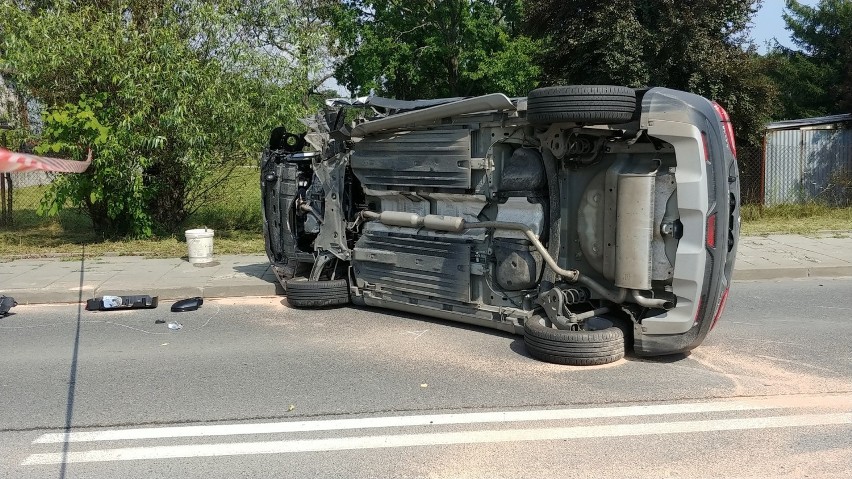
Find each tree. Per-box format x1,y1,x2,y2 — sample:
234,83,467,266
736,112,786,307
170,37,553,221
768,0,852,118
330,0,542,99
762,49,836,119
0,0,332,237
523,0,776,146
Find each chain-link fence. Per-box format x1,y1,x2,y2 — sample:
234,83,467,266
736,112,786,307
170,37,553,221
0,166,262,233
735,133,851,208
0,129,93,231
0,170,89,230
764,142,852,207
738,146,763,205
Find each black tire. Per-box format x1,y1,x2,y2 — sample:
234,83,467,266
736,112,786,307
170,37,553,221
526,85,636,125
523,316,625,366
285,279,350,308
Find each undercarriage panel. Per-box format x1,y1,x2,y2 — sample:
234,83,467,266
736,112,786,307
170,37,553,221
353,233,472,303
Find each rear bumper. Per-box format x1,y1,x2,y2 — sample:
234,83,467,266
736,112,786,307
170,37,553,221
631,88,739,355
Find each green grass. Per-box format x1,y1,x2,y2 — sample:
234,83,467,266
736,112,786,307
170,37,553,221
187,166,264,231
0,167,266,259
740,203,852,236
0,227,265,259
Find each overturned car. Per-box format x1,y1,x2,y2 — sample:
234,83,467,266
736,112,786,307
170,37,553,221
261,86,740,365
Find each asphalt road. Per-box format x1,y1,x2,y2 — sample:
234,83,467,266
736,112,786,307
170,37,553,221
1,277,850,478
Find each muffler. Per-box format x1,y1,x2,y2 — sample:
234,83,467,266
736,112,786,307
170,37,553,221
614,167,656,290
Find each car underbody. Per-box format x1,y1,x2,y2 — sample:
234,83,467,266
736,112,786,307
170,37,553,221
261,86,741,365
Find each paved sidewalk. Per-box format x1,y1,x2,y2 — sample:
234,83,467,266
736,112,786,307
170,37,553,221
0,254,282,305
735,233,852,280
1,233,851,305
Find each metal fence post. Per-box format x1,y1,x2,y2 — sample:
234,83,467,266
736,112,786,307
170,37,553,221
0,126,12,227
760,132,766,208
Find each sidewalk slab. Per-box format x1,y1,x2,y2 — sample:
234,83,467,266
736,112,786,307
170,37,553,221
733,233,852,280
766,235,852,262
1,254,279,305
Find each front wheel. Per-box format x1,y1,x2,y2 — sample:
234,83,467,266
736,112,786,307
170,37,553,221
284,279,350,308
523,316,625,366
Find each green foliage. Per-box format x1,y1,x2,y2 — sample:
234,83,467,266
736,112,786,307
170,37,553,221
331,0,542,99
767,0,852,118
523,0,776,146
0,0,330,237
34,95,154,236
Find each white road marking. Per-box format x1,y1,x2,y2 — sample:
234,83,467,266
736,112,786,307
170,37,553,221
403,329,428,339
32,394,852,445
32,397,795,444
22,413,852,465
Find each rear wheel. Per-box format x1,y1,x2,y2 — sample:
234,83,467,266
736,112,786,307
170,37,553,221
526,85,636,125
523,316,625,366
285,279,350,308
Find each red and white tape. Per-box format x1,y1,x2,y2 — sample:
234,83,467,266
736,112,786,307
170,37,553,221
0,147,91,173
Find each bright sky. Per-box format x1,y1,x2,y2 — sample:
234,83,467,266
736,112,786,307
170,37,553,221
750,0,821,52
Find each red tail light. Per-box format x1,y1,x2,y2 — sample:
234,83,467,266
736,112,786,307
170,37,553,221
701,132,711,164
710,287,730,330
706,213,717,248
711,102,737,159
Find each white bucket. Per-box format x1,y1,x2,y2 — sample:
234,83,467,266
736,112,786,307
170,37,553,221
185,228,214,264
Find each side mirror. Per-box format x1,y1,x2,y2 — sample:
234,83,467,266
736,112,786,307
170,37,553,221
1,296,16,316
171,297,203,312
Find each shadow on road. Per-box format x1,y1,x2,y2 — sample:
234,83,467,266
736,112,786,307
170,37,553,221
235,263,285,295
625,352,691,364
508,337,692,365
508,338,534,360
59,245,85,479
233,263,276,282
346,303,519,340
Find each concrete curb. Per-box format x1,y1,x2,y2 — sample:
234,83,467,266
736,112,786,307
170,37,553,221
734,266,852,281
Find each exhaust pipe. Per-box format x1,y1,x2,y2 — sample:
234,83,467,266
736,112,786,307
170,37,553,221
360,210,673,311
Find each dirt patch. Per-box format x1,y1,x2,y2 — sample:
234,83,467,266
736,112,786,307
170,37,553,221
204,296,296,328
208,296,287,308
390,436,852,479
325,317,630,380
689,345,852,397
783,447,852,478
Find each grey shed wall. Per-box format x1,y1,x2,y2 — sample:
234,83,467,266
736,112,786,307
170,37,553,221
764,123,852,206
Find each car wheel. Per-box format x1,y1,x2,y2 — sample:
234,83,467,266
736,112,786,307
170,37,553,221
285,279,350,308
526,85,637,125
523,316,625,366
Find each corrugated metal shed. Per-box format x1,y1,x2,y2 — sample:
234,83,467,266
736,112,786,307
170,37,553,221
766,114,852,131
763,114,852,206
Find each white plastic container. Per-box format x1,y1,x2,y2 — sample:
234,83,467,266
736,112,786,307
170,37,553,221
185,228,214,264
